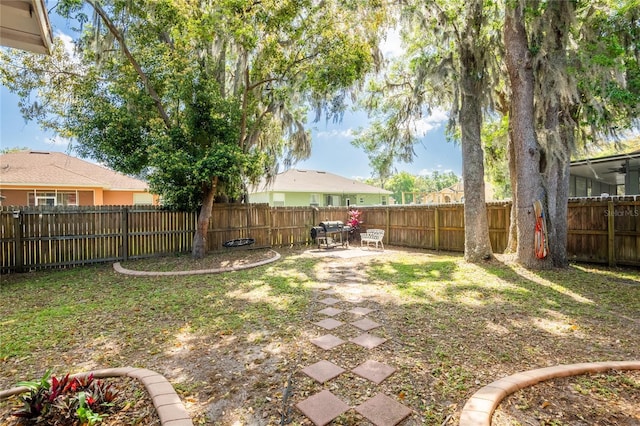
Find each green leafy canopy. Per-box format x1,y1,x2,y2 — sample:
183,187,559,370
2,0,388,212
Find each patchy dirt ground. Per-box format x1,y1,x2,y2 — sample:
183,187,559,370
120,249,640,425
1,247,638,425
493,370,640,426
119,247,279,272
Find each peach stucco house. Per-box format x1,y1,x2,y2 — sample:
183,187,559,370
0,151,156,206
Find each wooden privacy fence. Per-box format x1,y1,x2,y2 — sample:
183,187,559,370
0,204,272,274
1,197,638,273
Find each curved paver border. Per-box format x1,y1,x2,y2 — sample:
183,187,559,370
459,360,640,426
113,249,281,276
0,367,193,426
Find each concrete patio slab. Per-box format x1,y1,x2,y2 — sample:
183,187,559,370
351,318,382,331
350,333,387,349
310,334,346,350
313,318,344,330
295,390,350,426
301,360,346,383
317,307,343,316
355,393,411,426
352,360,396,384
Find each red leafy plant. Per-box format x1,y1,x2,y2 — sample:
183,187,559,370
347,209,362,230
347,209,363,242
13,369,118,425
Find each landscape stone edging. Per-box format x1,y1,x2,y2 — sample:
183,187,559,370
459,360,640,426
113,249,281,276
0,367,193,426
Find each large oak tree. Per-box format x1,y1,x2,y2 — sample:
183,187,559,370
355,0,501,262
1,0,386,258
504,0,639,267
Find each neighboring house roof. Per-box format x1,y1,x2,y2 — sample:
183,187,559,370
426,181,464,195
570,150,640,186
0,151,149,191
250,169,392,194
0,1,53,54
448,181,464,192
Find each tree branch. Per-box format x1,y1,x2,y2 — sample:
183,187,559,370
86,0,172,129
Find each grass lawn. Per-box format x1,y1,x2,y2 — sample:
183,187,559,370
0,247,638,425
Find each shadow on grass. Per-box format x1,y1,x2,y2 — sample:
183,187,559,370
1,249,638,425
346,250,640,420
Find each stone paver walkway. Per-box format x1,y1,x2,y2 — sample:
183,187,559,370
294,262,412,426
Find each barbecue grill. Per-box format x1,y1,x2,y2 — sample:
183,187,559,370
310,220,352,248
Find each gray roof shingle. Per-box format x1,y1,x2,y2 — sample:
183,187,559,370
250,169,391,194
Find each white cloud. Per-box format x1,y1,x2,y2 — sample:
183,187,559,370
417,166,454,176
56,31,76,58
315,128,355,140
426,107,449,123
380,28,403,59
46,135,72,146
412,108,448,136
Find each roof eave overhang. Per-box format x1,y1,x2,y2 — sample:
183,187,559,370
251,189,392,195
571,151,640,166
0,0,54,55
1,183,110,190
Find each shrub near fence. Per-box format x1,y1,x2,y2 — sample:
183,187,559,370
1,197,638,273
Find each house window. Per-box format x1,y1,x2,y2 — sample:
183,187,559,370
575,177,587,197
28,190,79,206
326,195,341,206
310,193,320,206
57,191,77,206
273,192,285,206
36,194,56,206
381,196,387,206
359,197,364,204
133,193,154,205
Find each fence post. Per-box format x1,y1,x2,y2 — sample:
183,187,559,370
268,206,273,247
607,201,616,267
12,210,24,273
434,207,440,250
312,207,316,227
121,207,129,261
504,203,511,253
386,207,390,245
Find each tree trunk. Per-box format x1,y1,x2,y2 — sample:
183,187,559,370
505,125,518,253
539,104,571,267
544,153,570,267
538,0,574,268
460,66,493,261
459,0,493,262
504,1,551,268
552,154,570,267
541,115,571,267
192,178,218,259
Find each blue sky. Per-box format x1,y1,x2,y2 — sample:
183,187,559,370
0,12,462,180
297,109,462,179
0,84,462,179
